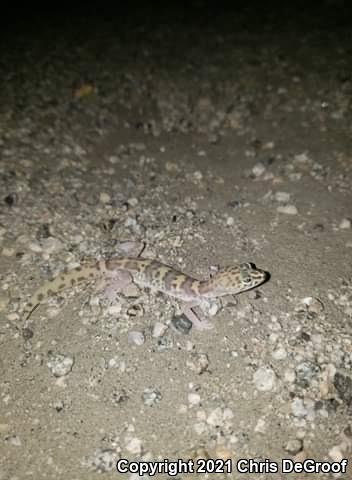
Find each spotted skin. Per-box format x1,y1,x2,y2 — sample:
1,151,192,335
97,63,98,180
23,257,268,330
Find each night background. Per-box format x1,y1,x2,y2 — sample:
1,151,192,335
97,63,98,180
1,2,351,478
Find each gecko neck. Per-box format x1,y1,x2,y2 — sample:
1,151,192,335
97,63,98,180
198,280,220,299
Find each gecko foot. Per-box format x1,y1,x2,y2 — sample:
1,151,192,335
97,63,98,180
181,304,214,331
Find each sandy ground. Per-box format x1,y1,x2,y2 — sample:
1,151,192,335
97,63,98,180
1,3,352,479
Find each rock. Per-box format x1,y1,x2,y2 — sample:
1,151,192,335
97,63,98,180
334,369,352,405
277,205,298,215
253,366,276,391
47,352,74,377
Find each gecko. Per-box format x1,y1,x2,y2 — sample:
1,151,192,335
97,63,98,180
22,256,269,330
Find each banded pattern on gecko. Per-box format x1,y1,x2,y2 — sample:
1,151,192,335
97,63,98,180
23,257,268,330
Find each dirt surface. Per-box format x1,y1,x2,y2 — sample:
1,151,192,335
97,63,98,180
1,3,352,479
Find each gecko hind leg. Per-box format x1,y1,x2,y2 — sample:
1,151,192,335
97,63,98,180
97,270,134,304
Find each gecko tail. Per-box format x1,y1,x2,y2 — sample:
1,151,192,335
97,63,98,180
22,262,101,321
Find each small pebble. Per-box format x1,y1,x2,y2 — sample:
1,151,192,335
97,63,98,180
272,346,287,360
127,304,144,317
291,397,307,418
193,422,208,435
152,322,168,338
252,162,266,177
253,366,276,391
85,449,119,473
277,205,298,215
295,361,319,388
41,237,64,254
123,283,140,297
275,191,290,202
99,192,111,204
284,369,296,383
285,439,303,455
142,387,162,406
254,417,267,434
0,423,11,436
193,170,203,181
302,296,324,314
47,353,74,377
206,407,225,427
339,218,351,229
9,435,21,446
2,247,16,257
213,445,232,460
328,445,344,462
127,197,139,207
171,314,193,334
294,152,310,163
207,300,221,316
53,400,65,412
188,393,201,407
334,369,352,405
155,336,174,352
107,304,122,315
125,437,143,455
186,353,209,374
128,331,145,346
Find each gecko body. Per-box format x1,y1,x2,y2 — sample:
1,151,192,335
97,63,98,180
23,257,268,330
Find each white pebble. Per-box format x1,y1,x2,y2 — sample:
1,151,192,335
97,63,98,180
128,331,145,346
285,439,303,455
47,354,74,377
193,422,207,435
188,393,201,407
277,205,298,215
208,301,221,316
291,398,307,418
125,437,143,455
328,446,344,462
193,170,203,181
99,192,111,204
152,322,168,338
253,367,276,391
28,243,43,253
0,294,9,312
254,417,267,434
272,347,287,360
206,407,224,426
9,435,22,446
275,191,290,202
252,162,266,177
339,218,351,229
42,237,64,254
107,304,122,315
284,369,296,383
223,408,234,420
108,155,119,164
294,152,310,163
108,357,119,368
128,197,139,207
226,216,235,226
302,296,324,314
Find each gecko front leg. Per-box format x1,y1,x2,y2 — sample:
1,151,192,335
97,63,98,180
180,300,214,330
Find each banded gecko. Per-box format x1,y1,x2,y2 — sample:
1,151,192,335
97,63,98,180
23,256,268,330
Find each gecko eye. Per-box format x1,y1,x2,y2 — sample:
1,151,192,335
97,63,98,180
239,263,254,284
241,273,253,284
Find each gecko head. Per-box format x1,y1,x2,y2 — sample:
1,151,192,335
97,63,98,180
206,262,269,297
